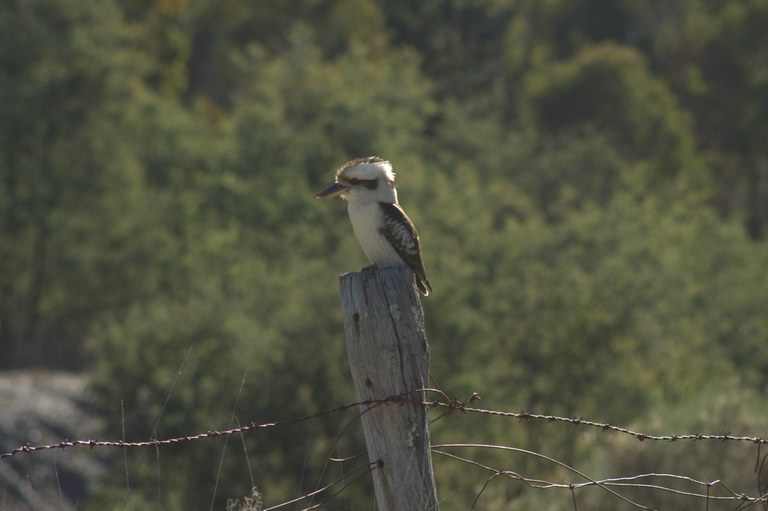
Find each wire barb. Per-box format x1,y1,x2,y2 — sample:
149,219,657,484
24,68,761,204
3,390,767,509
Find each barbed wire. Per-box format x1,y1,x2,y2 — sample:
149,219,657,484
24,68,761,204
0,395,406,461
3,391,767,462
432,445,768,510
423,389,768,445
4,390,768,510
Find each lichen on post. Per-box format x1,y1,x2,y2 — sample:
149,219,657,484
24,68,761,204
338,266,438,511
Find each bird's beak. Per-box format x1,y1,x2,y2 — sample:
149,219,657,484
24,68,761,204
314,182,348,199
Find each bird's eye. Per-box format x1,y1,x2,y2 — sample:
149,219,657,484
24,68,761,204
344,177,378,190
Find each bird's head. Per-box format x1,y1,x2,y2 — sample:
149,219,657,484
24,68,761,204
314,156,398,204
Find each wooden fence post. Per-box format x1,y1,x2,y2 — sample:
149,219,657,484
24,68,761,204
338,266,439,511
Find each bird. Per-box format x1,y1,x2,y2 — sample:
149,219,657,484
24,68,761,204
314,156,432,296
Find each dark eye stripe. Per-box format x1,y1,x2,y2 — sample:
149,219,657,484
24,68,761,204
347,178,378,190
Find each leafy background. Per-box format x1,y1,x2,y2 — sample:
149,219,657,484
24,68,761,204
1,0,768,509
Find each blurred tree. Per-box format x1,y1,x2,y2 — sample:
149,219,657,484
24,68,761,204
522,43,698,187
646,1,768,238
423,170,768,508
2,1,766,509
538,0,647,56
498,0,768,238
0,0,153,367
379,0,514,101
87,254,371,507
577,382,768,511
115,0,389,105
87,26,435,508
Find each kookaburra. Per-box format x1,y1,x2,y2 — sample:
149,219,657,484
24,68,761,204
314,156,432,296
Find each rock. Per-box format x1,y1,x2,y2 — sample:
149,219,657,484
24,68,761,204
0,371,109,510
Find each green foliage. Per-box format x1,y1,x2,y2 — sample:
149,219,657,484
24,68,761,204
646,0,768,237
88,299,272,509
426,175,768,510
523,43,697,182
0,0,151,367
228,28,432,177
380,1,515,100
3,1,768,509
85,20,436,507
576,382,768,511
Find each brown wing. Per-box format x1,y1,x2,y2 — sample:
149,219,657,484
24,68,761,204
379,202,432,296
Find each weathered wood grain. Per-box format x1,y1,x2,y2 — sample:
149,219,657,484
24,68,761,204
339,266,439,511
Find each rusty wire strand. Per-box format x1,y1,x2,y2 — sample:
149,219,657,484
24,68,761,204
433,443,653,510
433,448,768,510
422,396,768,445
3,392,768,461
3,391,768,509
